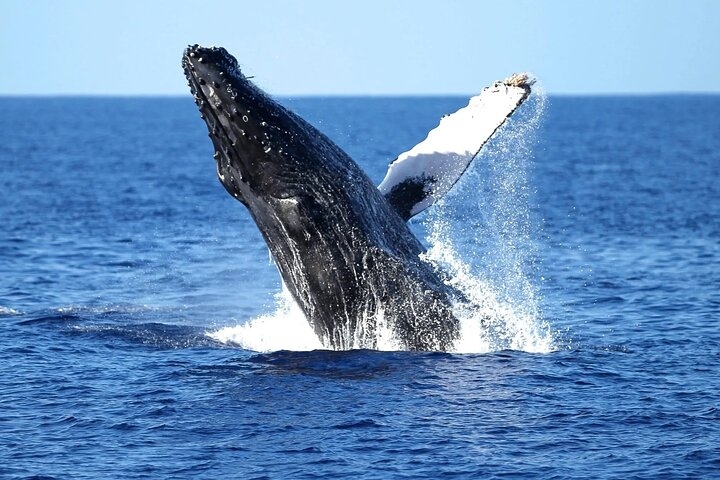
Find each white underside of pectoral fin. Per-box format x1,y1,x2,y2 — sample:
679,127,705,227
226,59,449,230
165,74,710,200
379,73,534,220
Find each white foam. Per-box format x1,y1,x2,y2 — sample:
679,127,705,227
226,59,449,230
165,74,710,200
0,306,21,316
370,309,403,351
207,289,405,352
208,288,323,352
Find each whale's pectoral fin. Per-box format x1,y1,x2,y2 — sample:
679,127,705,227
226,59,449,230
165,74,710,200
378,73,534,221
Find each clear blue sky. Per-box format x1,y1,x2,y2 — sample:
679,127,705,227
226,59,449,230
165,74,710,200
2,0,719,95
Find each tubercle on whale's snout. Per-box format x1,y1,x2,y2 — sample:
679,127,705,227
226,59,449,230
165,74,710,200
183,46,240,130
182,44,246,86
183,44,231,66
181,44,257,122
182,44,281,202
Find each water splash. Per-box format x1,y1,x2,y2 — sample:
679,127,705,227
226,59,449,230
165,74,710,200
208,287,404,352
421,85,555,353
210,87,555,354
208,287,323,352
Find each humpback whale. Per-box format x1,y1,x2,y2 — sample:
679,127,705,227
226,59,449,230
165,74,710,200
182,45,532,351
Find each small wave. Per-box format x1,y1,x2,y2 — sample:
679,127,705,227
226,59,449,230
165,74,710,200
0,306,21,316
16,304,168,327
332,419,382,429
54,304,161,316
71,322,220,349
247,349,396,379
17,303,223,349
18,313,82,326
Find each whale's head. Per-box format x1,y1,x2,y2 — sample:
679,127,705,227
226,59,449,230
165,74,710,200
182,44,334,206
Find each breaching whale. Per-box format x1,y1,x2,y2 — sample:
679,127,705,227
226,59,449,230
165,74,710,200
182,45,532,351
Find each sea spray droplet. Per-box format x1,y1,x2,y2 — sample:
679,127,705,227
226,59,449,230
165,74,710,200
421,86,555,354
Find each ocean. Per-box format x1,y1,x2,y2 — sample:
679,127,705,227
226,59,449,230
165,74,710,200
1,92,719,478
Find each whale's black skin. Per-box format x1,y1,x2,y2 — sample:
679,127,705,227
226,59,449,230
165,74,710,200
182,45,459,350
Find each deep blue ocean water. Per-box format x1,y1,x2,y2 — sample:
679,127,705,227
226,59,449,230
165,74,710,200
1,93,719,478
